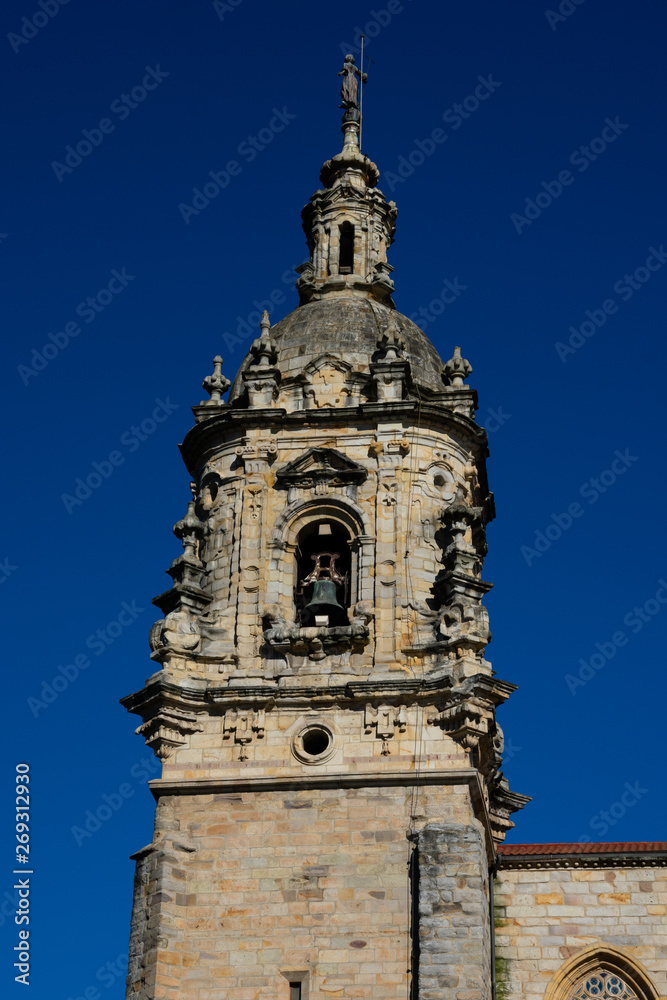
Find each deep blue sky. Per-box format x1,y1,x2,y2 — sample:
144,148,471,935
2,0,666,995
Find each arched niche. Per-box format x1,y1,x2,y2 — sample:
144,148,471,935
545,946,664,1000
268,497,374,620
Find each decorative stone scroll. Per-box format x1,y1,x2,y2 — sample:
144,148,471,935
235,439,278,474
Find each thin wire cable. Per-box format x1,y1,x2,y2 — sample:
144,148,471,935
404,388,426,833
366,304,427,997
403,387,426,1000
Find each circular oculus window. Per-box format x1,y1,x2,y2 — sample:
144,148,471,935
292,724,335,764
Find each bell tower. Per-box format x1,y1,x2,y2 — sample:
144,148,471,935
122,60,528,1000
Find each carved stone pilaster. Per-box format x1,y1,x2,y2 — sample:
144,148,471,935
294,260,316,302
369,260,395,299
386,438,410,457
243,369,280,408
433,488,492,654
440,488,486,576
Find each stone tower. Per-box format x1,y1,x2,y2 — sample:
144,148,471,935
122,75,528,1000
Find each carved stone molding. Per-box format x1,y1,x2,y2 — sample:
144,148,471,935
488,775,531,844
275,448,367,494
263,617,371,662
223,708,266,760
148,611,203,669
364,703,407,754
428,697,489,750
235,440,278,474
427,674,515,754
136,708,204,760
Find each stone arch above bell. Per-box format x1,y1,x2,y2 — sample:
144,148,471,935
267,496,374,619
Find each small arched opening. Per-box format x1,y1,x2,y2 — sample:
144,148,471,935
338,222,355,274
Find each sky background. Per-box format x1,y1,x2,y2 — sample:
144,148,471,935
2,0,666,995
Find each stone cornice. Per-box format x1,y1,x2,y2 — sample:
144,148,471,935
180,400,489,479
497,850,667,869
121,669,518,718
148,767,497,864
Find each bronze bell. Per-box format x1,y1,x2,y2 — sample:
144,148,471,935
302,578,347,626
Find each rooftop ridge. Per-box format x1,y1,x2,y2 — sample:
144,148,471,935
498,841,667,854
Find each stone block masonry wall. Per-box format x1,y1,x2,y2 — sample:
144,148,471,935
494,866,667,1000
417,823,492,1000
125,783,488,1000
126,822,197,997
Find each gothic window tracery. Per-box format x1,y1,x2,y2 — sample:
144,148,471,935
571,974,638,1000
547,948,661,1000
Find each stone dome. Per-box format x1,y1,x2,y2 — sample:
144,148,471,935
228,296,447,401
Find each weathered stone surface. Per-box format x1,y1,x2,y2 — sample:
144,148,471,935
229,297,448,400
125,786,495,999
416,823,491,1000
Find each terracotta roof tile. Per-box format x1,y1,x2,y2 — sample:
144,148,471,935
497,842,667,856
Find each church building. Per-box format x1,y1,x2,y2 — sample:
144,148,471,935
121,59,667,1000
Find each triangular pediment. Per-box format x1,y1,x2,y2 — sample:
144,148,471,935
275,448,367,488
302,353,352,378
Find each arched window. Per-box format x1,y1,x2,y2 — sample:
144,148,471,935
339,222,354,274
267,495,373,624
545,946,662,1000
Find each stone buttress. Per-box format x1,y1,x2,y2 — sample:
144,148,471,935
121,93,529,1000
